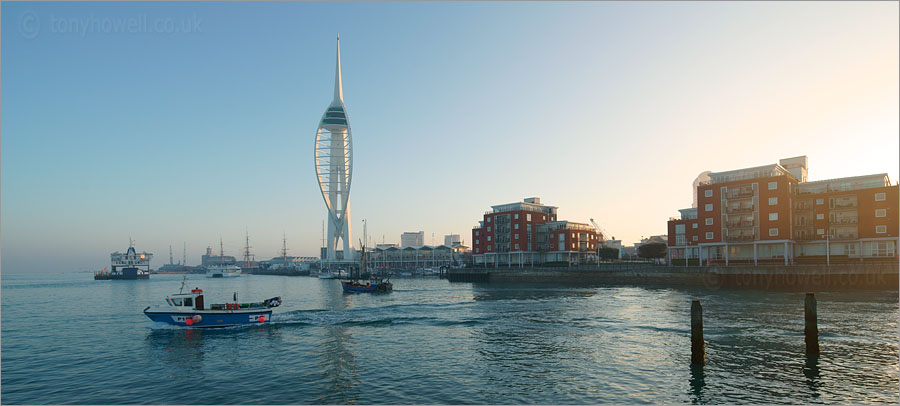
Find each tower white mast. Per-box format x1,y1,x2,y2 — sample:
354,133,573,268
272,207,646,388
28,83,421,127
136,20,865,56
315,34,354,263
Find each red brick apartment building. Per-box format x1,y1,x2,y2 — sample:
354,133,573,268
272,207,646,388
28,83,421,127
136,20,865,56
667,156,899,265
472,197,601,266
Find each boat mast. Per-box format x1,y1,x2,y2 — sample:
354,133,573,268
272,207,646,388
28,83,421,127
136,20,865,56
169,245,174,265
220,237,225,265
183,242,187,266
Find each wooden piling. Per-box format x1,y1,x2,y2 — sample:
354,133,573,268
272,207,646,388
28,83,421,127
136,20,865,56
691,300,705,365
804,293,820,355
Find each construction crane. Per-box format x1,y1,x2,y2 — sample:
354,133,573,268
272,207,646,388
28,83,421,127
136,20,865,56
589,218,610,247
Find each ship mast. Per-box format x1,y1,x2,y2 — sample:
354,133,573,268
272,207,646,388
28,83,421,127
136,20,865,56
169,245,174,265
243,230,252,268
183,242,187,266
282,233,288,266
220,237,225,265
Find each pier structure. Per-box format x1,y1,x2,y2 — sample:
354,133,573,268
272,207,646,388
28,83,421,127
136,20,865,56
314,35,354,265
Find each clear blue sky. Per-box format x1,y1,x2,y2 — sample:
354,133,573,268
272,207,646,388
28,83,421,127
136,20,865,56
3,2,898,272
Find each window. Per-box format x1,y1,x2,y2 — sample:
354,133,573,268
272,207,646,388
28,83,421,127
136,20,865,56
816,213,824,220
172,298,183,306
768,181,777,190
876,209,887,218
475,248,480,253
527,214,532,221
769,228,778,237
514,244,520,250
705,204,713,212
816,198,824,205
876,225,887,234
705,218,713,225
768,197,778,205
487,245,492,251
692,236,698,241
487,236,491,241
514,224,519,230
846,244,857,255
705,232,713,240
873,241,894,256
769,213,778,221
817,228,825,235
704,190,712,198
572,233,575,239
692,223,698,229
475,239,480,245
542,215,546,220
875,192,886,201
676,224,685,233
487,226,491,232
571,243,575,249
184,298,193,307
475,231,479,236
487,217,491,223
514,234,519,240
514,213,519,220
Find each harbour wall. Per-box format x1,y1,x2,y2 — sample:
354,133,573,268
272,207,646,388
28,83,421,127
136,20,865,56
446,263,899,290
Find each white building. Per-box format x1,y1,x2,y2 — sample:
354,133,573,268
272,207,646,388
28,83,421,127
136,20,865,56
401,232,424,248
444,234,461,246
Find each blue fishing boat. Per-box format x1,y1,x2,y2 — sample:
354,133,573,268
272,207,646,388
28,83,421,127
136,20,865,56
143,286,281,328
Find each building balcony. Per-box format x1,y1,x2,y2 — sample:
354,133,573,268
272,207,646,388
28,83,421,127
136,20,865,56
726,234,756,242
832,233,859,241
795,221,813,227
830,203,858,212
829,218,858,225
726,206,755,214
724,190,754,199
725,220,756,229
794,234,816,241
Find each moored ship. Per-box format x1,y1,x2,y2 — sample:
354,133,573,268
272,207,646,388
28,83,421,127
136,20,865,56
94,239,153,280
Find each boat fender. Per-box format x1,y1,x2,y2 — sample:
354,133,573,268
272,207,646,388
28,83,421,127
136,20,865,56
192,315,202,323
259,316,266,323
185,318,194,326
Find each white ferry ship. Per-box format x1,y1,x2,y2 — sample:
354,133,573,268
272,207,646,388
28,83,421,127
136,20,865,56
94,239,153,280
206,264,242,278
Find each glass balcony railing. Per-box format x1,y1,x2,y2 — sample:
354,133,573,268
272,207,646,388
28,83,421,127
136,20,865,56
829,218,858,225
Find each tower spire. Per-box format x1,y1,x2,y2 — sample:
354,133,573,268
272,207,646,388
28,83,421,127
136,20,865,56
333,34,343,103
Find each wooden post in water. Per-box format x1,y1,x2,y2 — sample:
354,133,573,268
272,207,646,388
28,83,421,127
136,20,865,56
804,293,820,355
691,300,705,365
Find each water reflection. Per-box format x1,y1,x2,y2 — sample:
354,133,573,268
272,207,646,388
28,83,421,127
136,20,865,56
145,328,206,375
803,354,821,399
315,281,360,404
689,364,705,404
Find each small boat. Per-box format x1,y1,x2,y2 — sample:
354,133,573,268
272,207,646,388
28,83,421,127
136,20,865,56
341,278,392,293
143,287,281,328
341,231,391,293
206,264,242,278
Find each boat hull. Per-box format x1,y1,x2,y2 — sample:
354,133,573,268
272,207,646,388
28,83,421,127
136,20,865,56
144,309,272,328
341,280,392,293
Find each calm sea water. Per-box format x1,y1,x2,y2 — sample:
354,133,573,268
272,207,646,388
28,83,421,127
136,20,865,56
1,272,897,404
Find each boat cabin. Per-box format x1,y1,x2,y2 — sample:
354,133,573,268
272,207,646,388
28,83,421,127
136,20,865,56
166,288,205,310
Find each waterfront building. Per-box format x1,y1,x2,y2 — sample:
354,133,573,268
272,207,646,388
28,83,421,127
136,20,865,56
401,231,424,248
667,156,899,265
471,197,601,267
368,244,469,269
315,35,354,263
